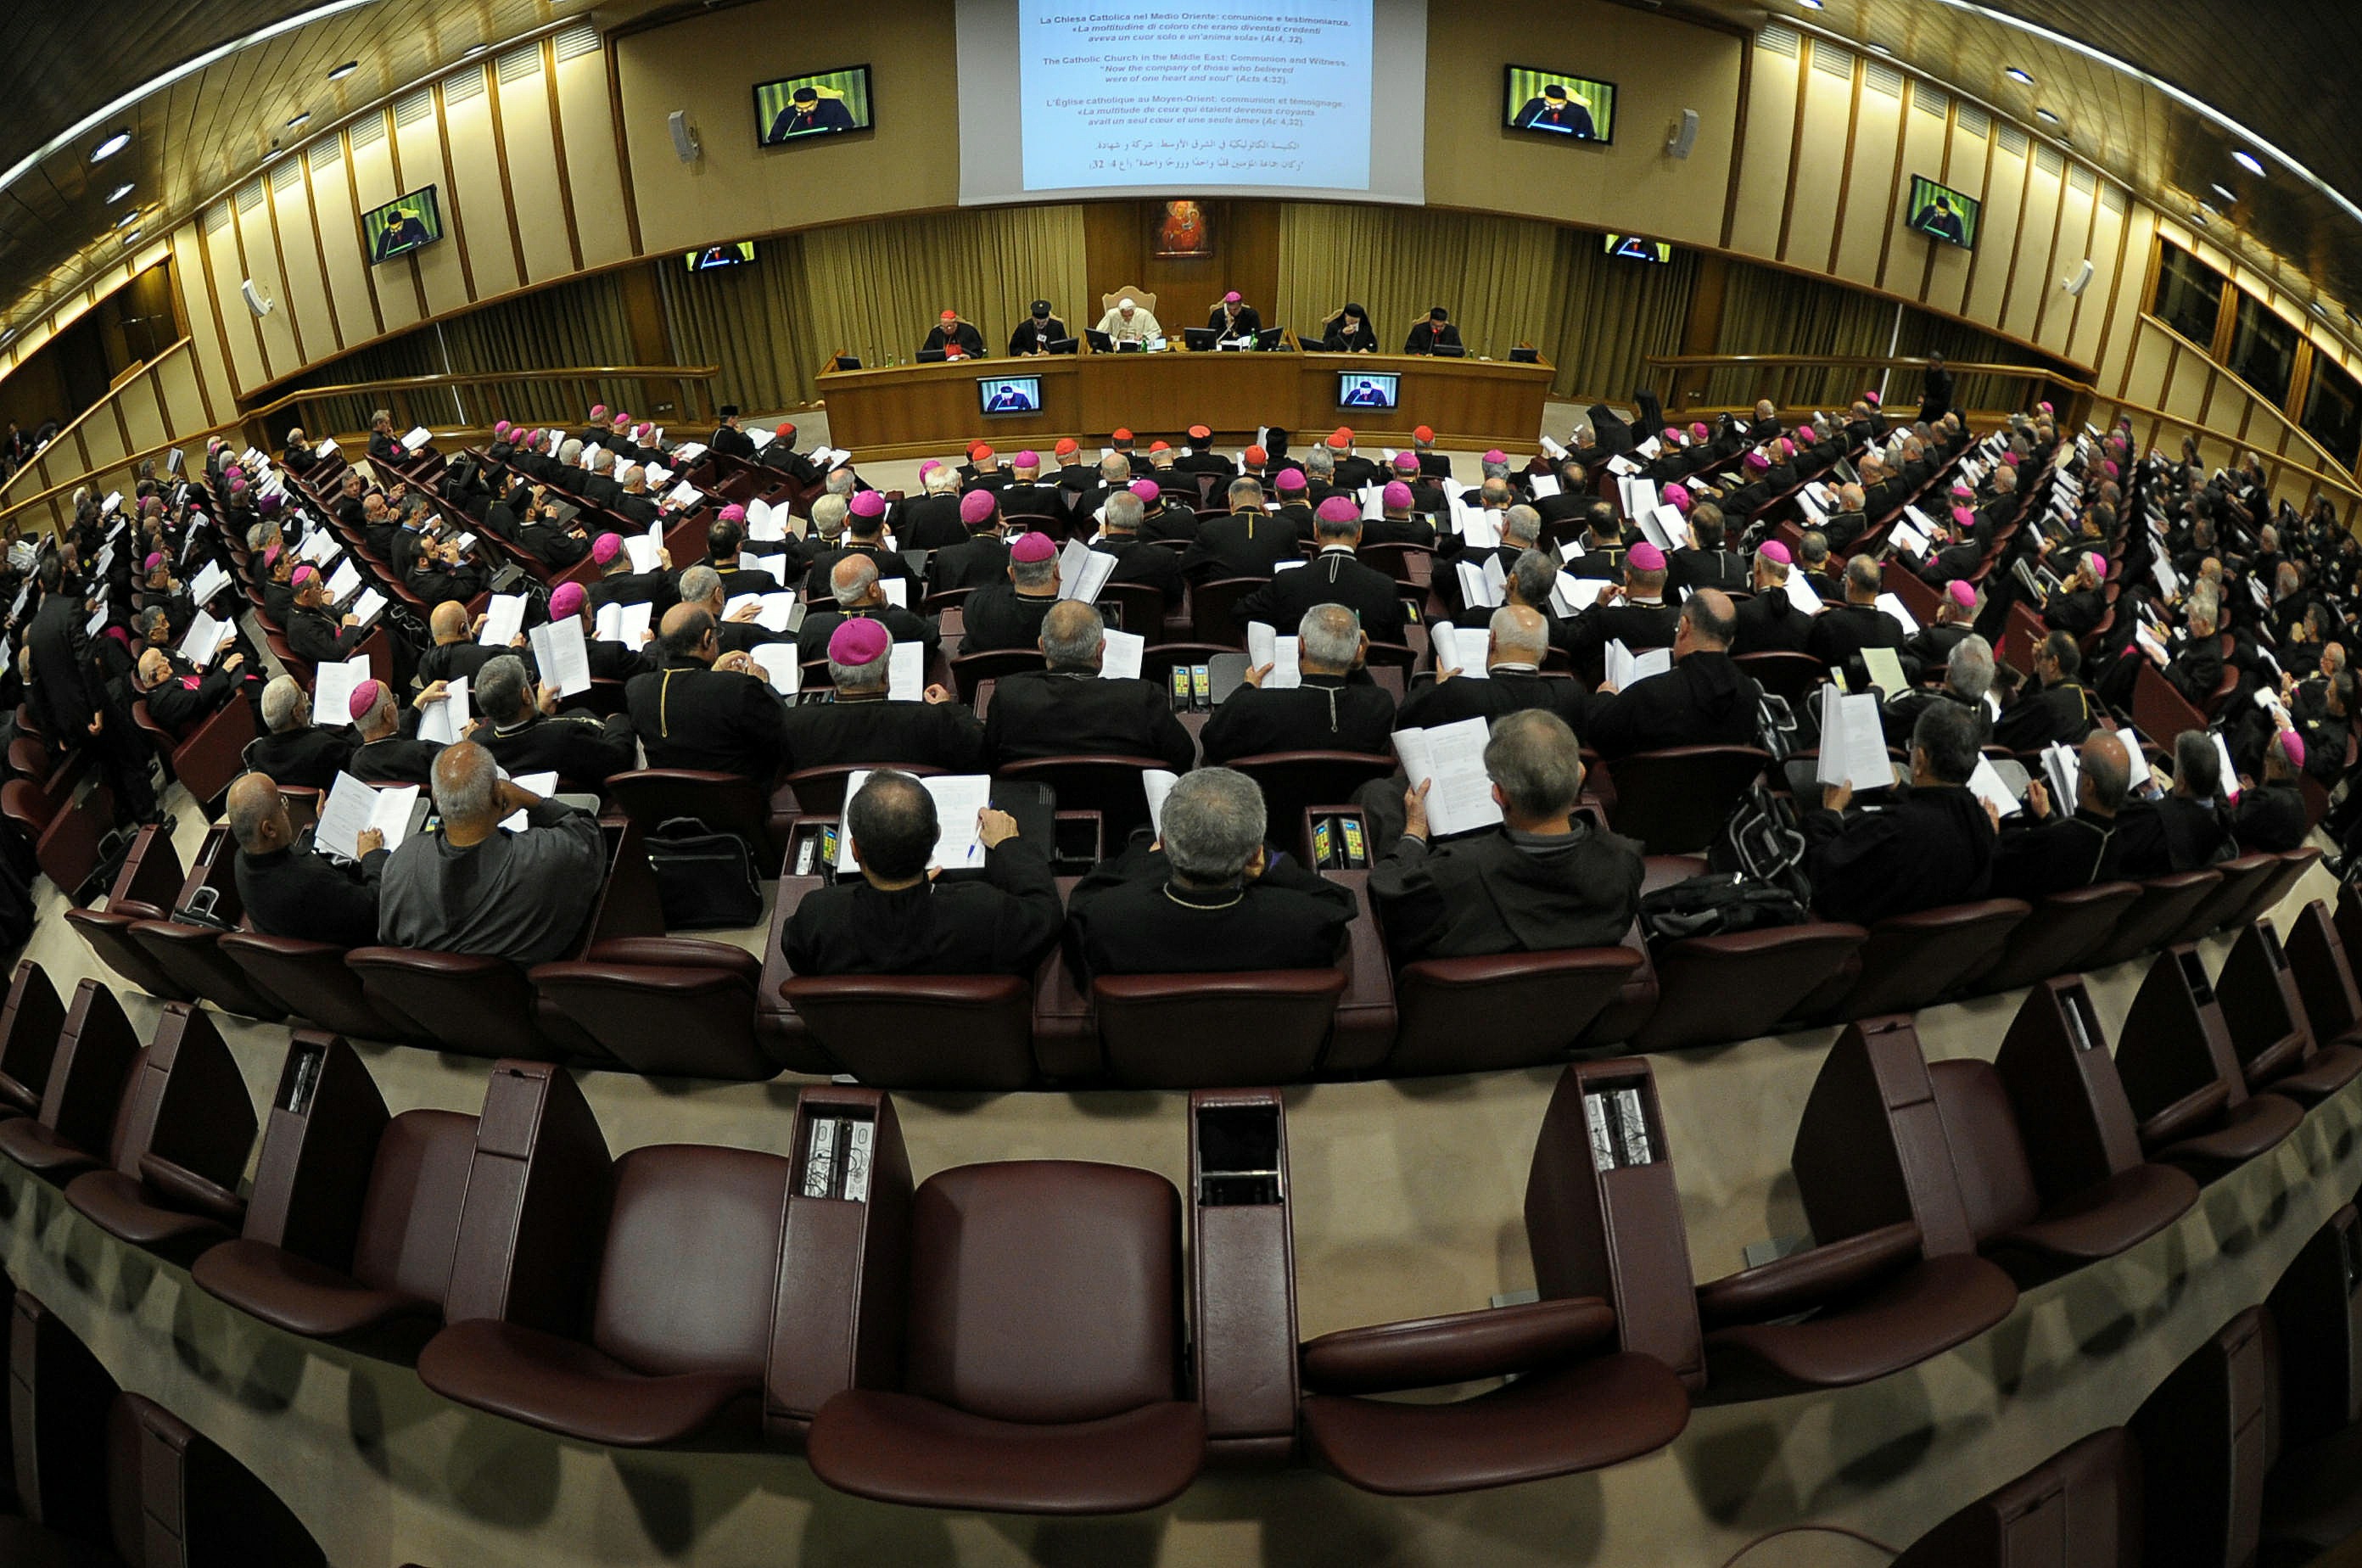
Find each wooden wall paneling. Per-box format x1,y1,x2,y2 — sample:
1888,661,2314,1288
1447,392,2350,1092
1730,34,1799,260
253,170,308,371
431,79,493,301
193,207,262,398
554,43,632,268
1962,132,2022,328
2007,154,2065,346
2029,170,2084,353
293,150,348,357
539,37,585,276
1994,147,2048,341
395,92,470,317
1873,80,1932,294
223,183,278,386
2063,186,2116,366
479,58,533,292
273,157,338,363
1830,57,1896,287
322,136,384,344
165,232,226,427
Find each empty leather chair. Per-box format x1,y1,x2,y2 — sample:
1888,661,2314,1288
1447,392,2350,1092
346,948,607,1064
1628,921,1867,1052
1094,969,1346,1088
606,769,778,859
531,938,778,1081
123,825,289,1022
2174,853,2284,945
1799,899,2030,1022
2211,917,2362,1107
1690,1018,2020,1401
805,1157,1206,1514
1963,881,2142,995
0,981,144,1184
1600,746,1769,854
779,973,1038,1090
63,1003,259,1260
2286,897,2362,1056
2219,846,2320,933
2130,1307,2275,1568
63,824,192,1003
1224,752,1398,845
2079,870,2222,971
1732,650,1827,704
2261,1207,2362,1560
1927,979,2197,1285
1298,1061,1696,1493
997,755,1162,843
2112,945,2304,1183
1891,1426,2142,1567
0,961,66,1119
216,932,404,1040
1385,947,1643,1076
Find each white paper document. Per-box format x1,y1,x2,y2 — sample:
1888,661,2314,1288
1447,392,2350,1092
350,588,387,628
1874,592,1921,636
1967,756,2020,819
1391,717,1503,837
499,772,558,833
1099,628,1145,680
837,773,993,871
1816,690,1893,790
1145,768,1180,837
888,641,923,702
312,656,373,726
314,774,418,861
529,617,593,697
749,643,801,695
401,427,433,452
1605,639,1671,691
188,561,230,605
1783,573,1823,614
1552,573,1609,618
1056,538,1117,603
1245,622,1301,689
1431,621,1487,679
478,594,528,647
1861,646,1908,697
1456,559,1504,612
595,602,653,647
177,610,227,669
417,677,470,745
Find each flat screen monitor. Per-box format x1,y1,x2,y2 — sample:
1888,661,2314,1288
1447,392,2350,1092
362,186,443,264
1906,175,1981,249
1338,372,1399,410
755,65,874,147
978,375,1042,415
1503,66,1615,144
685,242,756,272
1604,233,1671,263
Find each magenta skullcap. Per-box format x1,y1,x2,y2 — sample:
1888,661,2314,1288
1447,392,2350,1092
2103,460,2120,479
1662,427,1681,444
1010,531,1057,564
1392,451,1419,473
291,563,319,588
848,490,887,519
1381,480,1413,509
1777,438,1796,458
1128,479,1161,501
1744,451,1771,472
549,581,586,619
1626,541,1667,573
2002,451,2022,467
494,421,512,438
143,552,164,573
1759,540,1792,564
1663,483,1692,513
1951,482,1973,499
917,459,941,476
1946,580,1977,609
2280,731,2307,770
347,679,386,722
1275,468,1308,494
1223,290,1242,303
258,493,283,516
262,544,282,568
2037,400,2055,416
2085,552,2107,580
959,489,996,524
589,403,607,421
1865,390,1881,406
635,423,652,440
1483,449,1508,464
226,466,244,484
719,504,747,524
591,532,623,564
229,479,248,496
1015,450,1039,468
1951,506,1974,529
1690,422,1710,441
1315,496,1361,524
828,617,893,665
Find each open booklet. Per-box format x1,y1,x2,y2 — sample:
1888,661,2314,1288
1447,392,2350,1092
312,656,373,727
1604,639,1671,691
1430,621,1488,679
1056,538,1117,603
1391,716,1503,837
748,644,802,695
593,602,653,647
1245,622,1301,689
314,773,418,861
1455,554,1508,612
478,594,528,647
417,676,471,745
1816,688,1894,791
836,773,993,871
529,617,593,697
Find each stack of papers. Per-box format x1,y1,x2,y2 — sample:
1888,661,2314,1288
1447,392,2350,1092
1391,718,1503,836
836,773,993,871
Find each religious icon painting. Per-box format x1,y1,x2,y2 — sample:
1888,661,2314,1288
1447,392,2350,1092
1153,200,1214,260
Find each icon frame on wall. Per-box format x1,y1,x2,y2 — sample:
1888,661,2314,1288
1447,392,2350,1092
1153,199,1214,260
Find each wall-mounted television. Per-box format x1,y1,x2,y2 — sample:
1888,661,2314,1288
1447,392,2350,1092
977,375,1041,415
1906,175,1981,249
1604,233,1671,263
1503,66,1615,144
362,186,443,264
755,66,874,147
686,242,757,272
1338,372,1399,410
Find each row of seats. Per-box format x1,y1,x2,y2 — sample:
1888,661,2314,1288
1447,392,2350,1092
9,903,2360,1508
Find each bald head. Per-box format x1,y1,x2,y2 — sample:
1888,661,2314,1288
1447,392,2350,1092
2077,730,2130,817
430,602,467,643
429,742,501,835
224,772,289,855
1488,603,1550,669
658,602,718,663
831,553,882,608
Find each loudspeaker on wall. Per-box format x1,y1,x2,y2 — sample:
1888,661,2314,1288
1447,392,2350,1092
1665,109,1699,160
239,279,272,318
2061,259,2095,296
668,110,700,165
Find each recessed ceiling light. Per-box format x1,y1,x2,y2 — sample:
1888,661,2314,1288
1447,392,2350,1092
119,229,140,245
2232,150,2265,176
464,44,487,56
286,112,310,128
1868,43,1891,55
104,182,132,204
2311,301,2330,316
2004,67,2033,85
2191,208,2210,225
2211,182,2238,203
1796,0,1822,8
2058,135,2072,148
113,210,138,229
2035,108,2060,124
327,59,358,81
88,131,130,163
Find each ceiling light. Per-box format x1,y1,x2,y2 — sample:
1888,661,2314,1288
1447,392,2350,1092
286,112,310,128
1796,0,1823,8
2231,150,2265,177
2035,108,2059,124
327,59,359,81
2211,182,2238,203
2311,301,2330,316
119,229,140,245
1868,43,1891,55
104,182,132,204
464,44,487,56
2058,136,2072,148
113,210,138,229
88,131,130,163
2004,67,2033,84
2191,208,2209,226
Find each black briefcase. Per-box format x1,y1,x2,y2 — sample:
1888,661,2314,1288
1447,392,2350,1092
645,816,763,930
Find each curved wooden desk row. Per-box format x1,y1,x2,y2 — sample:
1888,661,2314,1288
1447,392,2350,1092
815,345,1555,461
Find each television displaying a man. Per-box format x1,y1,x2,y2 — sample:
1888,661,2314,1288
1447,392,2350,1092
981,378,1039,413
1515,84,1593,136
1341,377,1396,409
756,69,871,147
364,189,442,263
1907,178,1980,249
1503,69,1614,142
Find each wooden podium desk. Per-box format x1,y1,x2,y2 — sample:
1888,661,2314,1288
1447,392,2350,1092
815,342,1553,461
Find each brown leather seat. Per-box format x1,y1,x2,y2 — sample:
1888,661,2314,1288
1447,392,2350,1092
2080,870,2222,971
2286,897,2362,1058
2210,918,2362,1108
1799,899,2030,1022
125,920,289,1022
1093,969,1346,1088
947,646,1048,703
0,981,145,1184
1892,1426,2142,1566
1225,751,1399,844
1963,881,2143,995
417,1143,789,1446
998,755,1165,843
1601,746,1770,854
2173,853,2281,945
605,768,779,860
2113,944,2304,1183
531,938,778,1081
2132,1308,2275,1568
781,762,945,815
780,973,1038,1089
347,947,601,1063
1732,650,1827,703
63,1003,260,1260
2219,846,2320,932
62,904,191,1003
0,960,68,1119
1188,577,1262,648
806,1161,1206,1514
1385,947,1643,1076
1628,921,1867,1052
216,932,404,1039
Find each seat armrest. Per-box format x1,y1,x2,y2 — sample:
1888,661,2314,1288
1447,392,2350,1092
2138,1080,2230,1151
581,936,764,983
137,1154,247,1227
1694,1221,1923,1330
2242,1033,2308,1089
1299,1296,1618,1396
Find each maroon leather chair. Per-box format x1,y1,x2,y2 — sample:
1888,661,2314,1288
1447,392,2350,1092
1385,948,1643,1076
2130,1307,2275,1568
2210,918,2362,1108
805,1159,1206,1514
1731,651,1827,703
1691,1018,2020,1401
216,932,404,1040
192,1036,480,1347
348,946,602,1062
0,960,67,1120
122,825,289,1022
2172,853,2282,945
1798,899,2030,1022
62,824,191,1003
1299,1061,1696,1493
780,762,945,815
2286,897,2362,1057
2079,870,2222,971
947,647,1047,703
1928,979,2197,1286
1891,1426,2143,1567
2219,846,2320,932
62,1003,259,1261
1188,578,1262,647
532,938,779,1081
1628,921,1868,1052
2113,945,2304,1183
998,755,1163,843
0,980,145,1185
1962,881,2142,995
780,973,1038,1090
606,768,779,860
1093,969,1346,1088
2261,1206,2362,1560
1600,746,1770,854
9,778,119,904
1224,752,1397,845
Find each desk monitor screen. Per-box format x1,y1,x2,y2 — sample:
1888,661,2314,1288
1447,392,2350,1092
979,375,1043,415
685,242,756,272
1503,66,1615,144
1338,372,1399,409
363,186,443,263
1604,233,1671,263
755,66,874,147
1906,175,1981,249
